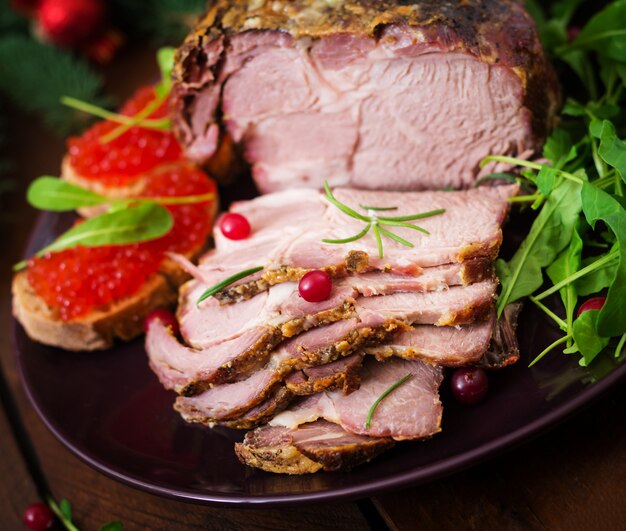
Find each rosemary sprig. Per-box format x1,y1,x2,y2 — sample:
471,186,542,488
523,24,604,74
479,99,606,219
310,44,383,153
359,204,398,211
197,266,264,305
365,373,414,430
322,181,445,258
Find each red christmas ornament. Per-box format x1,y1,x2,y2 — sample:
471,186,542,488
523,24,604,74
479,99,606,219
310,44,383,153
37,0,106,48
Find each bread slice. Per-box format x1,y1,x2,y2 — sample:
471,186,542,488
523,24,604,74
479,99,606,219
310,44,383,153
13,159,218,351
12,270,178,351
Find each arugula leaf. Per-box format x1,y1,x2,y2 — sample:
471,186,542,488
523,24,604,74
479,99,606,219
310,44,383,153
567,0,626,62
543,128,577,170
536,165,560,196
547,224,583,343
27,176,108,211
581,183,626,337
574,247,619,296
598,120,626,183
573,310,611,367
496,179,582,315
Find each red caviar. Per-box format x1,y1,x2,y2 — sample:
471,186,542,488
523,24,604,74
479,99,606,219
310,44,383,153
141,163,216,255
66,86,181,187
28,163,216,321
28,244,162,321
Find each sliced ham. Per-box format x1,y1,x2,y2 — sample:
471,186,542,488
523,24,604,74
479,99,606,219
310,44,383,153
147,280,495,394
235,420,394,475
270,358,444,441
285,355,363,396
199,187,516,295
365,315,495,366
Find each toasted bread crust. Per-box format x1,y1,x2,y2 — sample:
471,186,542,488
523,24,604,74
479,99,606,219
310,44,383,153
12,270,178,351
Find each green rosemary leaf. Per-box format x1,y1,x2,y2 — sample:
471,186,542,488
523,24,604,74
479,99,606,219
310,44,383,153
378,208,446,222
323,181,370,222
378,226,415,248
322,225,371,244
378,219,430,234
359,204,398,212
372,224,384,258
197,266,264,305
365,373,413,429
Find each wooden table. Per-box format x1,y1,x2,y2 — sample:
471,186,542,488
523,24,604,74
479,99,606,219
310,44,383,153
2,48,626,531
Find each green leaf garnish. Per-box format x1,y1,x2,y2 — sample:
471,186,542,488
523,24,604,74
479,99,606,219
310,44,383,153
59,499,72,521
61,47,176,144
197,266,265,305
359,204,398,211
26,176,215,211
365,373,413,430
61,96,170,131
322,225,371,245
28,176,108,211
46,496,80,531
100,522,124,531
14,202,173,270
487,0,626,367
322,181,445,257
377,209,446,223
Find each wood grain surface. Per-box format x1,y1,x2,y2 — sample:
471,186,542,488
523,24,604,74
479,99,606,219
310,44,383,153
1,46,625,531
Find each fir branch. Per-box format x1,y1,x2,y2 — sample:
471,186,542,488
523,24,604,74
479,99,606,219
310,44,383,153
0,36,108,135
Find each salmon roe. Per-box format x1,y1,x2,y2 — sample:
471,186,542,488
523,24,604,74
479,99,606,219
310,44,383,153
28,163,216,321
28,245,162,321
141,163,216,256
66,86,182,187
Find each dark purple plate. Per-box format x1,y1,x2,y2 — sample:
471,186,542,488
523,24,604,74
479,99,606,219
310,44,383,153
13,211,626,507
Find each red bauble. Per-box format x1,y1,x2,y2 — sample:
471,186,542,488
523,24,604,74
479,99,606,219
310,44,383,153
37,0,106,48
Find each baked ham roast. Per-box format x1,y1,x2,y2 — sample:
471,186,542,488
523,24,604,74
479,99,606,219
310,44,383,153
172,0,558,193
144,182,523,473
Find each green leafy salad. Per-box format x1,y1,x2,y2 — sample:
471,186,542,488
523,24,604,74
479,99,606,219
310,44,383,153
485,0,626,368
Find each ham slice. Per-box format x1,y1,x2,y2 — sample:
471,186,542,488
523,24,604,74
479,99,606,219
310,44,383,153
194,186,516,300
270,358,444,441
235,420,394,475
147,280,495,394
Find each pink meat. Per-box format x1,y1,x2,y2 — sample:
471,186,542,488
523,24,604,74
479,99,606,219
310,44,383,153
270,358,444,440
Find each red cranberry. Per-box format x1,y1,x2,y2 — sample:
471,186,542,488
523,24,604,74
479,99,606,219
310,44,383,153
23,503,54,531
145,308,179,336
577,297,606,318
450,367,489,405
220,213,251,240
298,270,333,303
